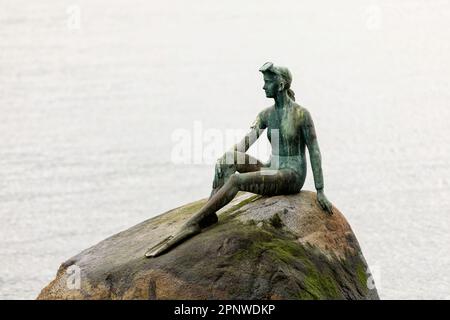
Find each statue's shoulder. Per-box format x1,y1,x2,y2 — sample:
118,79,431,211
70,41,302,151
292,103,311,123
251,105,273,130
259,105,274,119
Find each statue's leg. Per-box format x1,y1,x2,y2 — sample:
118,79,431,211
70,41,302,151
209,151,265,199
145,168,298,258
236,169,300,195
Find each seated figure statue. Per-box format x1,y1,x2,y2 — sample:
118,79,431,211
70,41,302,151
146,62,333,258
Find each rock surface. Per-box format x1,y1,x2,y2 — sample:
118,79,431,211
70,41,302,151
38,191,379,300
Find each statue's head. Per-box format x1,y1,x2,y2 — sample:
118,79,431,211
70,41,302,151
259,62,295,100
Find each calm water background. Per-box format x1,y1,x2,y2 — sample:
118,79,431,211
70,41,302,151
1,0,450,299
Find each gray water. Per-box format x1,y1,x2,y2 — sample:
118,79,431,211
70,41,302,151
1,0,450,299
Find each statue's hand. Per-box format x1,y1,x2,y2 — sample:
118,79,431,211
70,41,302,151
317,189,333,215
215,151,234,178
215,154,228,179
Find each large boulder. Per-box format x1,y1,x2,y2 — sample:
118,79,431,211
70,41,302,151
37,191,379,300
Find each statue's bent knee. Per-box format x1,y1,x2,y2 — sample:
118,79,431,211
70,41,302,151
212,160,236,189
228,173,240,185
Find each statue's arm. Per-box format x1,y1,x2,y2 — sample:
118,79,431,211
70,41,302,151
229,112,266,153
214,111,266,176
302,109,333,214
232,127,265,154
303,109,324,190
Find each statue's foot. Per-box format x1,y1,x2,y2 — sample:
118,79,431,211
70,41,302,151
145,223,201,258
145,212,219,258
198,212,218,228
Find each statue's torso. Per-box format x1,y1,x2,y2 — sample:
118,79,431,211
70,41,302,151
260,103,308,187
264,103,306,157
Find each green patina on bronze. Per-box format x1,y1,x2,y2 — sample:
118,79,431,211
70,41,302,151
146,62,334,258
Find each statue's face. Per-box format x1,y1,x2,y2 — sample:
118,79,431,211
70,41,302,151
262,73,281,98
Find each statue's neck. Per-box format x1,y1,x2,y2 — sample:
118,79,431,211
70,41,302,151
274,91,291,109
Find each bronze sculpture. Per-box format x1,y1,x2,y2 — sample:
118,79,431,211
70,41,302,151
146,62,333,258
